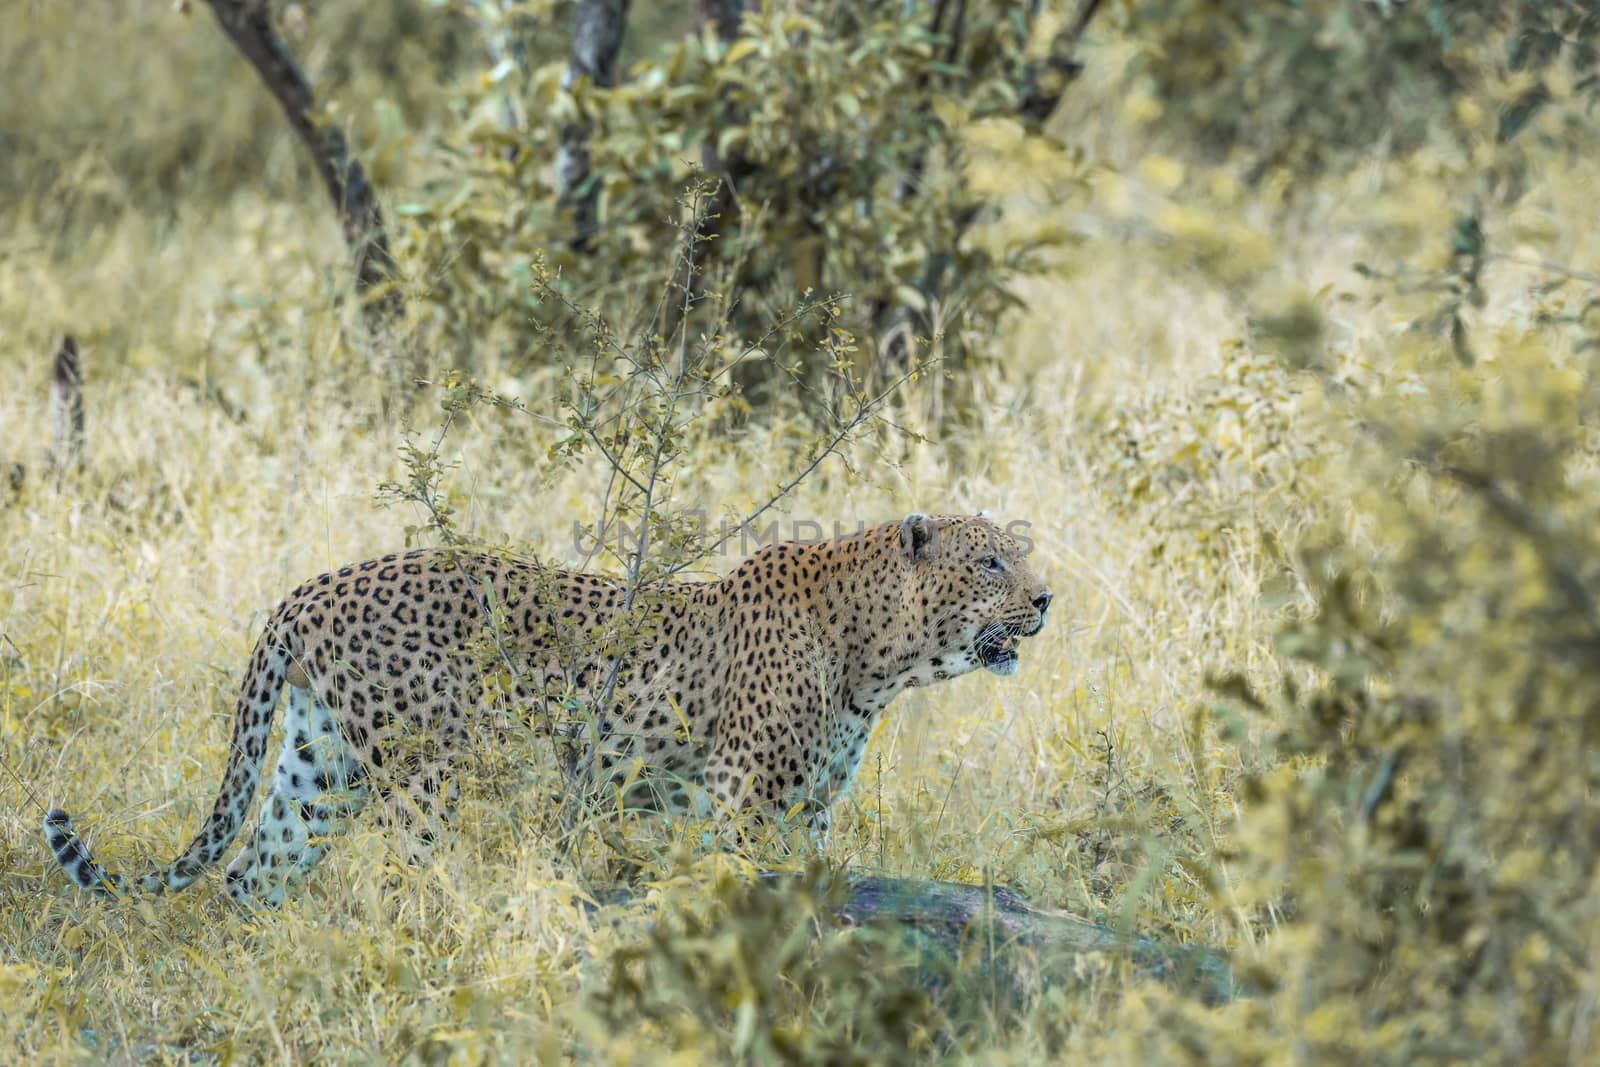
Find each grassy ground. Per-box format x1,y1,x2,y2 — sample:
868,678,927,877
4,5,1594,1064
0,217,1270,1057
0,216,1282,1061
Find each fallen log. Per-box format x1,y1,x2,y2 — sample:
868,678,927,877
588,869,1238,1006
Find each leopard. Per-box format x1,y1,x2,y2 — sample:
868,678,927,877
43,512,1052,905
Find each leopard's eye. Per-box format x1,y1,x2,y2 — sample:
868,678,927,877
979,555,1003,574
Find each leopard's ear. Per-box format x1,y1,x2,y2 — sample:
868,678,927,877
899,512,940,562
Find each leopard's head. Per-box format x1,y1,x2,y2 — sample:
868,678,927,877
894,512,1052,679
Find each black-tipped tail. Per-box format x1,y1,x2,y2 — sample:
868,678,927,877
42,611,300,902
43,809,127,897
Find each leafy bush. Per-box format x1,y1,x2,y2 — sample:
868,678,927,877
1164,316,1600,1062
1124,0,1600,177
586,866,947,1064
398,0,1085,395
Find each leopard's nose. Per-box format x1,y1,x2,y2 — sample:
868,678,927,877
1032,591,1053,613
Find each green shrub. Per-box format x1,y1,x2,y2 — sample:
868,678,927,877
398,0,1082,395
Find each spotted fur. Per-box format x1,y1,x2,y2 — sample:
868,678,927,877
44,513,1051,904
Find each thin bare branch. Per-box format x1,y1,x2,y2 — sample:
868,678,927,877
662,357,930,579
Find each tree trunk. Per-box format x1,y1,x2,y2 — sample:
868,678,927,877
878,0,1103,375
1017,0,1104,125
556,0,633,252
47,334,84,478
203,0,402,335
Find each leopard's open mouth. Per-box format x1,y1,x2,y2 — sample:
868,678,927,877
975,622,1025,676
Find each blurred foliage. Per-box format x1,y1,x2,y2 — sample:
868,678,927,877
1064,5,1600,1053
1166,320,1600,1062
586,867,949,1064
1123,0,1600,178
399,0,1085,393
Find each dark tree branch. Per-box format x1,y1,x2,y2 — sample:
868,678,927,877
892,0,971,206
878,0,1104,372
698,0,746,43
1017,0,1103,125
944,0,971,68
203,0,402,333
556,0,633,252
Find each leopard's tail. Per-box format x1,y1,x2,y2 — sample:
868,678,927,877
43,610,299,898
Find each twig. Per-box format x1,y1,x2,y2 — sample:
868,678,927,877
662,358,929,578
